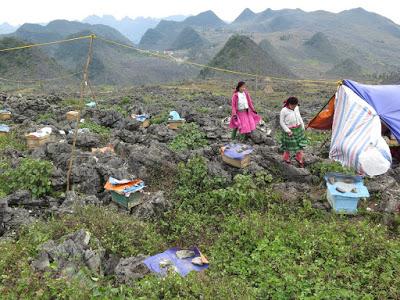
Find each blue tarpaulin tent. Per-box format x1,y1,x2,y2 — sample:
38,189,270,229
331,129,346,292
343,80,400,142
309,79,398,176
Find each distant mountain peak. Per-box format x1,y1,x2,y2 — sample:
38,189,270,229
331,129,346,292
202,34,294,78
183,10,225,27
233,8,256,23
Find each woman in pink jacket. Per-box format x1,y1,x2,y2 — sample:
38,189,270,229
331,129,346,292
229,81,261,139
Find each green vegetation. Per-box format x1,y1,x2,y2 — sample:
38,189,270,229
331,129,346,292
1,156,400,299
36,112,55,123
310,161,355,180
151,112,169,124
201,35,294,78
80,120,111,143
0,158,53,198
169,123,207,152
0,132,26,152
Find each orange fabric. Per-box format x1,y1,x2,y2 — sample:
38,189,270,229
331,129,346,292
307,95,335,130
104,179,143,193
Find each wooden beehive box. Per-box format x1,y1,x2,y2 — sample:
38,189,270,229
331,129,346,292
0,111,11,121
110,191,142,211
222,153,251,168
168,120,185,130
25,134,51,150
66,111,79,121
141,119,150,128
0,132,8,137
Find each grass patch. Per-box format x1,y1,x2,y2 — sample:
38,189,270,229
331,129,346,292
0,131,26,152
0,157,400,298
0,158,53,198
169,123,207,152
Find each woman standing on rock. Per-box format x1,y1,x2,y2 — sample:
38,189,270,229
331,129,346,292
229,81,261,140
279,96,308,167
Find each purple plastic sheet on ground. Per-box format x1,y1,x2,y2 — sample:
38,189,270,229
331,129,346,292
223,143,254,160
143,247,208,277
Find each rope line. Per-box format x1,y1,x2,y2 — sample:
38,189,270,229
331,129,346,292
0,34,338,85
0,35,93,52
0,71,83,83
96,36,338,84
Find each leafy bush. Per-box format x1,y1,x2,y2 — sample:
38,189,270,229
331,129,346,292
310,161,355,179
169,123,207,152
80,120,111,144
0,158,53,198
151,112,168,124
0,132,26,152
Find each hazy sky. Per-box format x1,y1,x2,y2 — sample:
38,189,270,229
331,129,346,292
1,0,400,25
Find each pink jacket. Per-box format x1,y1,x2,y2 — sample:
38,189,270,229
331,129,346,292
229,90,261,129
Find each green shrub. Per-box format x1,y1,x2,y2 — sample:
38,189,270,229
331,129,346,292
169,123,207,152
310,161,355,179
0,158,53,198
80,120,111,144
36,112,55,123
151,112,168,124
0,131,26,152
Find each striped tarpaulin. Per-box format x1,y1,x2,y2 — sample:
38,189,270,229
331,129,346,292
329,85,391,175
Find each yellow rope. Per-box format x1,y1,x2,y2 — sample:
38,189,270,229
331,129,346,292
97,36,338,84
0,34,338,85
0,71,83,83
0,35,93,52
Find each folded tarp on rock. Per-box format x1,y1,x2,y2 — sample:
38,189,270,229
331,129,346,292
0,110,11,114
0,124,10,132
104,177,145,196
169,111,184,121
27,127,52,138
134,114,150,122
144,247,209,277
85,101,96,108
221,143,254,160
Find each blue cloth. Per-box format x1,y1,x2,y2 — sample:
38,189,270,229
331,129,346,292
324,173,370,198
169,111,184,121
85,101,96,108
123,181,145,194
135,114,149,122
144,247,208,277
343,79,400,142
223,143,254,160
0,124,10,132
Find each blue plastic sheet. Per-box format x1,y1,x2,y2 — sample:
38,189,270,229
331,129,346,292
85,101,96,108
144,247,209,277
0,124,10,132
135,114,150,122
343,80,400,142
0,110,10,114
169,111,184,121
223,143,254,160
123,181,145,194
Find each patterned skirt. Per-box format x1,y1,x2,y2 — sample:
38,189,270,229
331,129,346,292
279,126,308,153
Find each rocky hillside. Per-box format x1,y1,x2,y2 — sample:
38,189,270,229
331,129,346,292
139,7,400,79
201,35,294,78
0,37,68,80
0,20,199,85
139,10,225,50
0,82,399,298
170,27,208,50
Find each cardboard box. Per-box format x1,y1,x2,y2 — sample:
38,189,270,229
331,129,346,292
25,134,51,150
66,111,79,121
222,153,250,168
167,120,185,130
0,111,11,121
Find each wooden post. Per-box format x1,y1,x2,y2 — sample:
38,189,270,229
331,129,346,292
255,76,258,99
66,35,95,192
